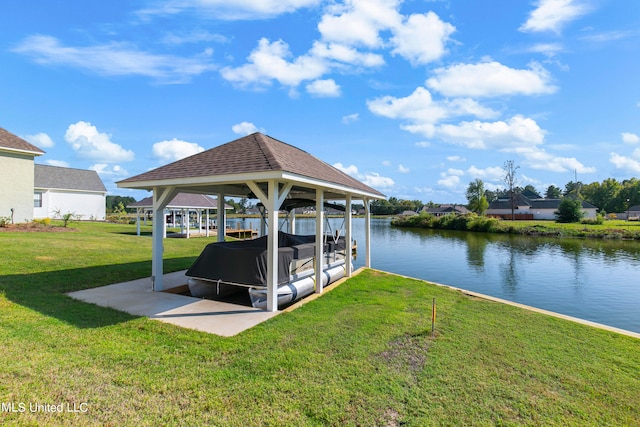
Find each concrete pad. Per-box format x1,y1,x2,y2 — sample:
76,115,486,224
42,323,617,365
68,270,280,336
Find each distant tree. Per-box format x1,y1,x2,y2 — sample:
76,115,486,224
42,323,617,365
238,197,248,214
564,181,584,200
370,199,394,215
466,179,489,214
545,185,562,199
582,178,622,213
106,195,136,213
503,160,520,220
555,198,584,223
484,189,497,203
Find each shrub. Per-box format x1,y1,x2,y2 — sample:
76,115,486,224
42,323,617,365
33,217,51,226
581,214,604,225
555,198,585,223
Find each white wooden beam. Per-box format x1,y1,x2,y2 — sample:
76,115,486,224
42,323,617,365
364,198,371,268
217,193,225,242
315,188,324,294
152,186,177,291
345,194,352,277
265,180,279,312
135,207,141,236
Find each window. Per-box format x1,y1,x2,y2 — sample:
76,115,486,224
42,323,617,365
34,192,42,208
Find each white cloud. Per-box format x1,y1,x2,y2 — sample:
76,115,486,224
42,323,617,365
406,115,546,150
138,0,321,20
342,113,359,124
306,79,341,97
446,155,466,162
390,11,455,65
220,38,327,88
152,138,204,163
528,43,564,56
90,163,128,177
367,87,500,129
622,132,640,144
43,159,69,167
362,172,395,189
446,168,465,176
609,152,640,174
426,61,557,98
318,0,402,48
333,162,394,189
398,164,410,173
65,121,134,163
310,41,384,67
437,173,460,189
466,166,504,181
519,0,591,34
25,132,54,148
232,122,265,135
13,35,217,84
516,146,596,173
333,162,360,176
415,141,431,148
579,30,639,43
161,30,228,46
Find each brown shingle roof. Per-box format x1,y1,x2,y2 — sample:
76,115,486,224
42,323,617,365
0,127,45,155
118,132,384,197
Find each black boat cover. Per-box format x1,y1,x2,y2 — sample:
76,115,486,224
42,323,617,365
186,232,344,287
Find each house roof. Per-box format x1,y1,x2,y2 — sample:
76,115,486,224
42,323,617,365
117,132,385,200
422,204,470,214
34,164,107,193
0,127,45,156
488,194,598,210
128,193,232,210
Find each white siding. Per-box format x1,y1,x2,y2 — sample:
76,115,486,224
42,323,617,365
34,189,106,221
0,152,35,223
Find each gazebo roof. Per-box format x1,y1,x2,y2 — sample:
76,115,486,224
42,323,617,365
128,193,232,210
117,132,385,200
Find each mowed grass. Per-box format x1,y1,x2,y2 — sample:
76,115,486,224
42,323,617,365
1,222,639,426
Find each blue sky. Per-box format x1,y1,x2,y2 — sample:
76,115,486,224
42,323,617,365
2,0,639,203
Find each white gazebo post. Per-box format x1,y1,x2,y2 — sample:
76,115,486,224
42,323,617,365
247,181,291,311
205,208,210,237
315,189,325,293
151,186,176,291
217,193,225,242
364,198,371,268
135,207,142,236
289,209,296,234
345,194,352,277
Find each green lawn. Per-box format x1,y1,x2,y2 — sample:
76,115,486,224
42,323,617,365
1,222,639,426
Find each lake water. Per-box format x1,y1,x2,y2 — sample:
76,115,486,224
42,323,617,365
227,217,640,333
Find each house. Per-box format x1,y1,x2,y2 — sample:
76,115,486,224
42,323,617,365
627,205,640,220
421,204,470,216
0,127,45,223
486,190,598,220
34,164,107,221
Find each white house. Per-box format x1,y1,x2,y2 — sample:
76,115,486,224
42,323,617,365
486,190,598,220
0,127,45,223
34,164,107,221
